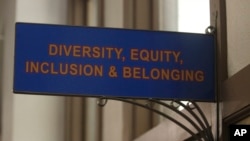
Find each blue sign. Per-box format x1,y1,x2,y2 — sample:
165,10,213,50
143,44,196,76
14,23,215,101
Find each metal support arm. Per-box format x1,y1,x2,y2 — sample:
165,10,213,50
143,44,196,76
97,97,214,141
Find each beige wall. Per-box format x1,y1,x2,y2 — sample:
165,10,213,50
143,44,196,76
222,0,250,124
226,0,250,77
1,0,67,141
2,0,249,141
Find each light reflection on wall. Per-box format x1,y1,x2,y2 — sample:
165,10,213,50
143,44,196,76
178,0,210,33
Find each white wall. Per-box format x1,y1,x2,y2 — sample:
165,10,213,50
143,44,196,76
1,0,67,141
178,0,210,33
226,0,250,77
